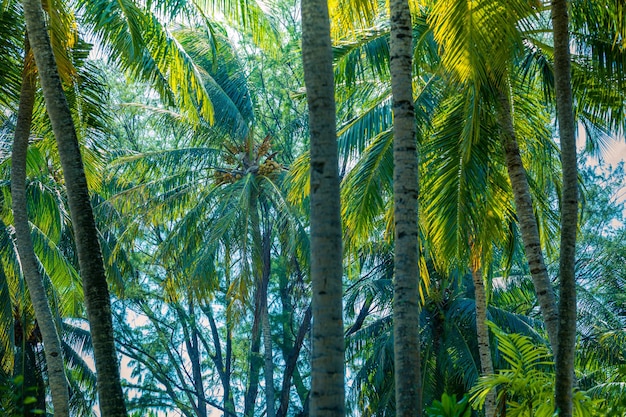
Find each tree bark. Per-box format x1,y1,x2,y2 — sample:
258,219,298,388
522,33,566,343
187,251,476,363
497,88,560,353
261,230,276,417
11,45,70,417
202,303,235,416
182,301,206,417
277,305,312,417
301,0,345,414
244,276,265,417
471,267,496,417
21,1,127,415
388,0,422,415
245,200,272,417
552,0,578,415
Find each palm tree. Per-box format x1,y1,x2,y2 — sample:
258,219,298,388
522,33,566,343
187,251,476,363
387,0,422,414
551,1,578,414
428,0,564,352
301,0,345,414
0,119,101,416
103,25,312,416
21,0,127,415
10,46,70,416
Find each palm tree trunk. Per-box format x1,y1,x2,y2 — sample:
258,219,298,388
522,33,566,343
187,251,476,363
11,45,70,417
244,276,264,417
388,0,422,415
262,307,275,417
261,230,276,417
497,88,559,353
301,0,345,413
471,266,496,417
21,1,127,416
552,0,578,415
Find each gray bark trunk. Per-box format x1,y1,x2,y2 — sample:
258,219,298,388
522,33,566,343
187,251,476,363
202,303,235,416
277,305,312,417
21,1,127,415
244,276,264,417
261,230,276,417
183,301,206,417
497,89,560,353
552,0,578,415
388,0,422,415
301,0,345,413
11,49,70,417
471,267,496,417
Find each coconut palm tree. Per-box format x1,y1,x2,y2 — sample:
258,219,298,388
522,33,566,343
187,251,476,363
10,47,70,416
21,0,127,414
551,1,578,414
102,25,312,416
429,0,563,354
387,0,422,414
301,0,345,413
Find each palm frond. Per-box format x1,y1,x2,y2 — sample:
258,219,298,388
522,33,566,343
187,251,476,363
0,261,14,373
430,0,540,85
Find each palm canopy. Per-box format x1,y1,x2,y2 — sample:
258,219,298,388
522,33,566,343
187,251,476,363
104,25,306,305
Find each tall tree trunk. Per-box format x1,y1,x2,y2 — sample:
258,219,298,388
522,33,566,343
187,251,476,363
183,300,206,417
301,0,345,414
261,230,276,417
388,0,422,415
277,305,312,417
11,45,70,417
244,276,265,417
202,302,235,416
471,266,496,417
21,1,127,416
224,320,235,414
497,88,559,353
224,247,235,415
552,0,578,415
262,307,275,417
245,200,272,417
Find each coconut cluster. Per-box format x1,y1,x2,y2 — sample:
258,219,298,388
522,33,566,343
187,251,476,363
214,136,284,185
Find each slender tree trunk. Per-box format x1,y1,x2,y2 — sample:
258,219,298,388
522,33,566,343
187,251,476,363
202,303,235,416
183,300,206,417
224,321,234,414
224,248,235,415
261,230,276,417
345,297,372,337
21,1,127,415
471,266,496,417
11,45,70,417
245,200,272,417
262,307,275,417
277,305,312,417
497,88,559,353
244,276,264,417
552,0,578,415
388,0,422,415
301,0,345,413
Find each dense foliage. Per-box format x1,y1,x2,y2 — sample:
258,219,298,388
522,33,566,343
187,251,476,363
0,0,625,416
